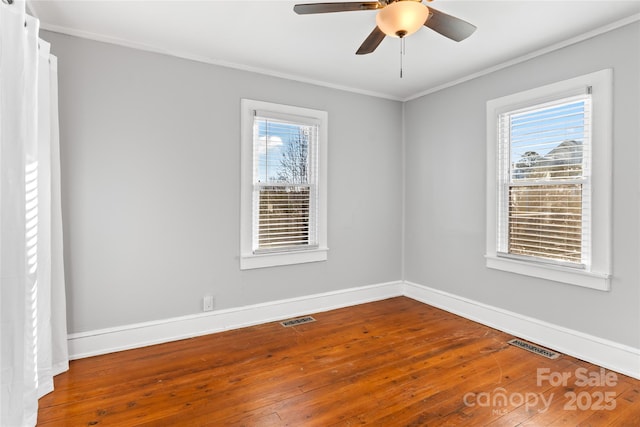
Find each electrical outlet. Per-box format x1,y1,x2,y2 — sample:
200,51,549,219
203,296,214,312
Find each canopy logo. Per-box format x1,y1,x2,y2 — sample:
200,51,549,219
463,387,553,416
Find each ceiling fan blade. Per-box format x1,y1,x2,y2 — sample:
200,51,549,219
356,26,386,55
294,2,382,15
424,7,476,42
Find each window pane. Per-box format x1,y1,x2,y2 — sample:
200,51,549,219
508,184,582,263
254,119,312,185
258,186,310,249
510,101,586,182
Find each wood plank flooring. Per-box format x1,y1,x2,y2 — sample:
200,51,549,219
37,297,640,426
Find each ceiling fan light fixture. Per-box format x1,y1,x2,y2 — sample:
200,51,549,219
376,0,429,38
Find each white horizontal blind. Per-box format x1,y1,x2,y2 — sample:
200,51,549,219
497,94,592,266
252,112,318,253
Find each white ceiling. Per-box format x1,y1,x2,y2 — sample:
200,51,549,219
28,0,640,100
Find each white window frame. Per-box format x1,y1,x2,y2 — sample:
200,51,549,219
240,99,328,270
486,69,612,291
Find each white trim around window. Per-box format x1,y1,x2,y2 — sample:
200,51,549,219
240,99,328,270
486,69,612,291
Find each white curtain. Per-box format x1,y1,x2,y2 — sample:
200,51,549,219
1,1,69,426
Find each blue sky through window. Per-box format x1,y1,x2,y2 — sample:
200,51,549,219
510,100,586,164
254,118,311,184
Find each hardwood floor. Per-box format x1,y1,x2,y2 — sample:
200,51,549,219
38,297,640,426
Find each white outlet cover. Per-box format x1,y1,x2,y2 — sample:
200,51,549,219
203,296,214,312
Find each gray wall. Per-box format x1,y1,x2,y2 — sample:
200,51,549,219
404,22,640,348
44,32,403,334
45,22,639,350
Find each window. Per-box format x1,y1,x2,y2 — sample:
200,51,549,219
486,70,612,290
240,99,328,270
500,96,590,266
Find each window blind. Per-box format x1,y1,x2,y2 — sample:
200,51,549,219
497,94,592,267
252,113,318,252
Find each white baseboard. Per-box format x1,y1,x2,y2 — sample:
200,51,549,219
403,281,640,380
67,281,404,360
68,279,640,380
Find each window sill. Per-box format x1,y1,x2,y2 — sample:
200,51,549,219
485,255,610,291
240,247,328,270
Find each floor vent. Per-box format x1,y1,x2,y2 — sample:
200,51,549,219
508,338,560,359
280,316,316,327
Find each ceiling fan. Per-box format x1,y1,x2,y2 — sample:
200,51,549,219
293,0,476,55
